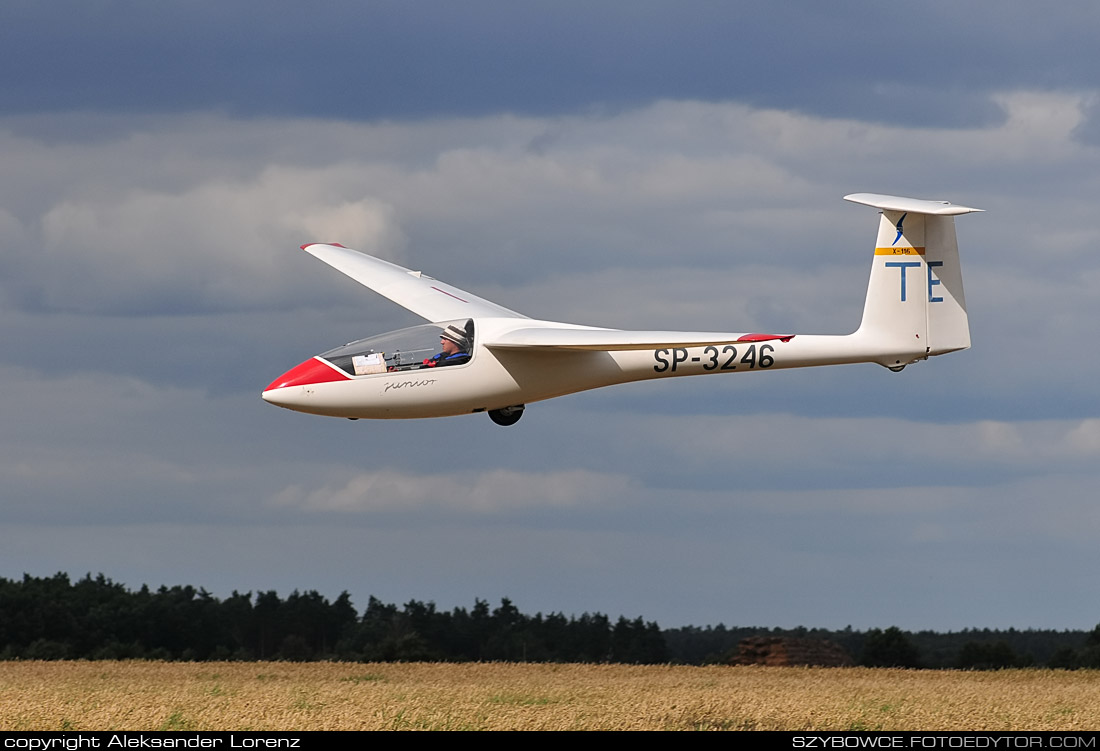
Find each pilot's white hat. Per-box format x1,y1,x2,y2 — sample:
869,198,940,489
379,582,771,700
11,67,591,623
440,325,469,349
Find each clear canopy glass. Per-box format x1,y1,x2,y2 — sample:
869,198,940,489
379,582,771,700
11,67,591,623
319,319,474,375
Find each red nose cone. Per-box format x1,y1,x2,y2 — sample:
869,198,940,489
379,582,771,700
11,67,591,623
264,357,350,391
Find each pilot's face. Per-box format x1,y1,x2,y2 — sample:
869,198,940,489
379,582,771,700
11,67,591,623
440,337,460,355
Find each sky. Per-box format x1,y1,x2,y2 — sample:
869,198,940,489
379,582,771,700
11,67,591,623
2,1,1100,632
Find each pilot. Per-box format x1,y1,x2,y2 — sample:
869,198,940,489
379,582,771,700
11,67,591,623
423,325,471,368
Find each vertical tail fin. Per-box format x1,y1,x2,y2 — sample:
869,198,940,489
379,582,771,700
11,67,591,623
844,193,982,368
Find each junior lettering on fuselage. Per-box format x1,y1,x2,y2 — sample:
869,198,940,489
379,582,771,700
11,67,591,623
653,343,776,374
383,378,437,394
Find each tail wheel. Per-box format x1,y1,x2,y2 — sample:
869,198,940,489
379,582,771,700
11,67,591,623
488,405,524,426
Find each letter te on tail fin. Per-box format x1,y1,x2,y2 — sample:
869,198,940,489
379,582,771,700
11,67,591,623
844,193,983,366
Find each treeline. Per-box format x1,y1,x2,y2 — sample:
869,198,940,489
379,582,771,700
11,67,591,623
0,573,666,663
3,573,1099,668
666,623,1100,669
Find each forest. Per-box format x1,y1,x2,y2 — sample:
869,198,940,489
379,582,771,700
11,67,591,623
2,573,1098,669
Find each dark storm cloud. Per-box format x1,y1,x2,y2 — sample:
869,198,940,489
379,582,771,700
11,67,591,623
5,1,1097,127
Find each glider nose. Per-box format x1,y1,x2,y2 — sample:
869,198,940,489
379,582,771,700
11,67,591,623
261,357,349,408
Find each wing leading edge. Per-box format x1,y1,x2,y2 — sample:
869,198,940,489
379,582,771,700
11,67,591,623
301,243,528,322
485,327,793,351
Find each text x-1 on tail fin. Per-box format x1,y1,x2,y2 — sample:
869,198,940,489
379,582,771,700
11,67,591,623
844,193,983,370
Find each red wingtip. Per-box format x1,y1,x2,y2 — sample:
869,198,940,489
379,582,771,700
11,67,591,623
300,242,347,250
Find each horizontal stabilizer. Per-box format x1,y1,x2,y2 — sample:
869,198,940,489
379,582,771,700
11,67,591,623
844,193,983,216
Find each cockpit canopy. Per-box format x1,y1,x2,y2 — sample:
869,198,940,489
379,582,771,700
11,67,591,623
319,319,474,376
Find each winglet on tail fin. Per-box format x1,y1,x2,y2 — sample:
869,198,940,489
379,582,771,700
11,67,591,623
844,193,982,368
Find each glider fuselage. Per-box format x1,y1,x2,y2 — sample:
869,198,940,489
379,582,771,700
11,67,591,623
262,317,921,420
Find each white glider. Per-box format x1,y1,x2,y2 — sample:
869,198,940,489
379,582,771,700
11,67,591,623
262,193,981,425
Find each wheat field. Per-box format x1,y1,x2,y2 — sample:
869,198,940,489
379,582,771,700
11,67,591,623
1,661,1098,731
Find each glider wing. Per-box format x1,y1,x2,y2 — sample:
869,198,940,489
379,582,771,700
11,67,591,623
485,326,792,351
301,243,529,322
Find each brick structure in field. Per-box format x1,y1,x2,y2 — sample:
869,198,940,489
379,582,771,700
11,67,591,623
731,637,854,667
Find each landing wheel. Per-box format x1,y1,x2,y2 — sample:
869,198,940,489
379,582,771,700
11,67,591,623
488,405,525,426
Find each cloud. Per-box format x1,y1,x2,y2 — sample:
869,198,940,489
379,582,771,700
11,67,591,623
272,468,634,514
27,169,407,314
530,410,1100,491
5,1,1099,130
5,91,1098,325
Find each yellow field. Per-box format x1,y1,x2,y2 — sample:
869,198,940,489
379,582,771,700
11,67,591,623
1,661,1098,731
